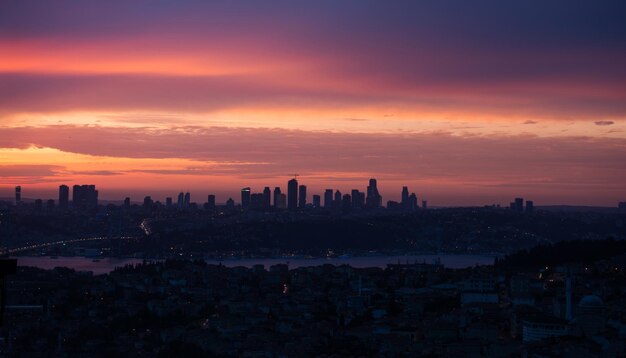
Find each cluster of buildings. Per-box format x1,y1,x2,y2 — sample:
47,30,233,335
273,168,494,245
2,255,625,356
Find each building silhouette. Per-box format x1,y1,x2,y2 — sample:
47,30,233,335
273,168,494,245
273,187,282,208
298,185,307,208
207,195,216,209
72,185,98,210
324,189,333,208
184,192,190,208
287,179,298,210
58,185,69,209
366,178,381,208
177,192,184,209
351,189,365,209
262,187,271,209
401,186,409,207
14,186,21,205
241,187,251,210
334,190,342,209
312,195,321,208
124,197,131,209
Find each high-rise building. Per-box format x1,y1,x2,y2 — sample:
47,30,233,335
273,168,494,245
351,189,365,209
263,187,271,209
14,186,21,205
334,190,342,208
46,199,55,210
58,185,69,209
324,189,333,208
401,186,409,208
298,185,307,208
72,185,98,210
273,187,282,208
312,195,321,208
288,178,298,210
207,195,216,209
409,193,418,209
515,197,524,213
143,196,153,208
241,187,251,209
124,197,132,209
366,178,381,209
422,200,427,209
184,192,190,208
177,192,184,208
226,197,235,209
526,200,534,213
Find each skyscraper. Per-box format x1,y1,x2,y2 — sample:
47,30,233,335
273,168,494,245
334,190,342,208
241,187,251,209
324,189,333,208
312,195,321,208
263,187,271,209
14,186,21,205
366,178,381,209
298,185,307,208
273,187,282,208
401,186,409,208
184,192,190,208
351,189,365,209
72,185,98,210
207,195,216,209
124,197,131,209
58,184,69,209
287,178,298,210
177,192,184,209
515,197,524,213
276,193,287,209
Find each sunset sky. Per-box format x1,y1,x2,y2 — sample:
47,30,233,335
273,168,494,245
1,1,625,206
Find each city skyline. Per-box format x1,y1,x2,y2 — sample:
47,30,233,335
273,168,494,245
1,1,626,206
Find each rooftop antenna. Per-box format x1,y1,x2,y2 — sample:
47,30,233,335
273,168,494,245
291,174,299,180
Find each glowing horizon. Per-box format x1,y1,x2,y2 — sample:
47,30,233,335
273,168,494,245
1,1,625,206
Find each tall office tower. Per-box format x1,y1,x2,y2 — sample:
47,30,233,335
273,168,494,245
58,184,69,209
263,187,271,209
401,186,409,208
514,197,524,212
273,187,282,208
46,199,55,210
334,190,342,208
525,200,534,213
226,197,235,209
184,192,190,208
298,185,307,208
241,187,251,210
177,192,184,208
14,186,21,205
143,196,153,208
287,178,298,210
324,189,333,208
276,193,287,209
312,195,321,208
124,197,132,209
351,189,365,209
366,178,381,208
409,193,417,209
72,184,98,210
207,195,216,209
